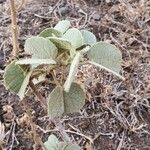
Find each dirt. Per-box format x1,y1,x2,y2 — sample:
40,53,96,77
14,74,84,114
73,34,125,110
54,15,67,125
0,0,150,150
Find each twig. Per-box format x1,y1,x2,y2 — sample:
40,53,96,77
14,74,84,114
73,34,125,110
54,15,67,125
29,81,47,110
93,131,114,141
9,0,19,58
9,122,16,150
51,70,60,86
36,124,93,143
117,132,125,150
65,130,93,144
51,0,62,14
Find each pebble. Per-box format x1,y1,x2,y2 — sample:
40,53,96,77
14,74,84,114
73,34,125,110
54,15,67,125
59,6,70,16
92,13,100,21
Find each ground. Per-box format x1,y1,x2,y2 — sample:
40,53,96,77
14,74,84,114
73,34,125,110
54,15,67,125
0,0,150,150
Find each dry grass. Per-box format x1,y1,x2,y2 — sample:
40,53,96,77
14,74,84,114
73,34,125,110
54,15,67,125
0,0,150,149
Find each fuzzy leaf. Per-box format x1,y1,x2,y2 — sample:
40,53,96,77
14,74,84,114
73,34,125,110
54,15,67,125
64,83,85,114
44,134,59,150
47,86,64,119
63,28,84,49
48,83,85,118
64,52,81,92
48,37,72,51
87,42,124,79
39,28,62,38
16,58,56,65
81,30,97,45
24,36,58,59
3,61,31,99
54,20,71,34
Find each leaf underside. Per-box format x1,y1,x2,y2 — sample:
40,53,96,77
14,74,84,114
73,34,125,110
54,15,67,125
3,61,31,99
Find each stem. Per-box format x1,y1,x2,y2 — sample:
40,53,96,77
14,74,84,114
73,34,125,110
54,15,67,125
29,81,47,110
9,0,19,57
51,70,60,86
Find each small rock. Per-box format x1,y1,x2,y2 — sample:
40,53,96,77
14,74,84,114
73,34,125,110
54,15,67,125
59,6,70,16
92,13,100,21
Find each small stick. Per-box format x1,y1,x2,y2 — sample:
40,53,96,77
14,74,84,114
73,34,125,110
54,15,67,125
9,0,19,58
21,99,47,150
29,81,47,110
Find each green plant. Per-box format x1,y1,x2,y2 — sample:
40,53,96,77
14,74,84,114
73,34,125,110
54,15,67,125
3,20,124,118
44,134,81,150
3,19,124,149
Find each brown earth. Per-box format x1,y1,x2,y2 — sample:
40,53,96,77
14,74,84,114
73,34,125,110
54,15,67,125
0,0,150,150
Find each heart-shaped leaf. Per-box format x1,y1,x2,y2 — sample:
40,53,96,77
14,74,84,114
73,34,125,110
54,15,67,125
47,86,64,119
16,58,56,65
25,36,58,59
54,20,71,34
3,61,31,99
64,82,85,114
64,52,81,92
87,42,124,79
47,83,85,118
39,28,62,38
44,134,59,150
63,28,84,49
81,30,97,45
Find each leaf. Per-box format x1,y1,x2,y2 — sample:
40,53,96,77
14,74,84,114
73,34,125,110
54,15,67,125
39,28,62,38
64,52,81,92
47,86,64,119
24,36,58,59
48,37,73,52
81,30,97,45
44,134,59,150
64,83,85,114
54,20,71,34
47,83,85,118
3,61,31,99
16,58,56,65
44,135,81,150
63,28,84,49
87,42,124,80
